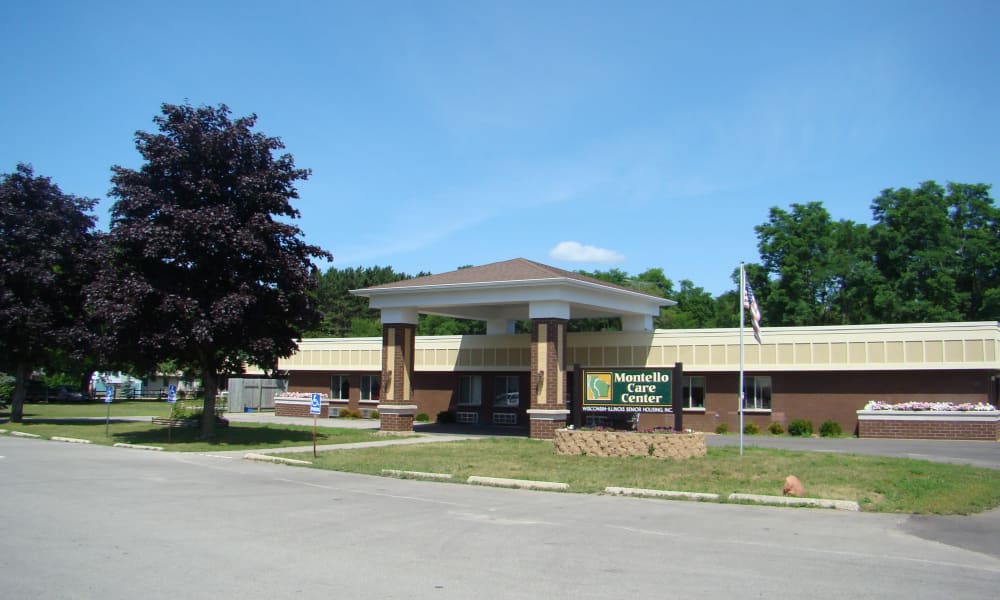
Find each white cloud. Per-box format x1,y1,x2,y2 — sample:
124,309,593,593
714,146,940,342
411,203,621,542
548,241,625,264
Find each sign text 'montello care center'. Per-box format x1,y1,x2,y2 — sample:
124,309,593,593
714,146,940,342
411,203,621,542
583,369,672,412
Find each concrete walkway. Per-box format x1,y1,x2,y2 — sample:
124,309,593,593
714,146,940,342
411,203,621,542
212,412,483,457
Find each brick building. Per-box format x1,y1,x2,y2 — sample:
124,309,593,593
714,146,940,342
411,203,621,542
264,259,1000,440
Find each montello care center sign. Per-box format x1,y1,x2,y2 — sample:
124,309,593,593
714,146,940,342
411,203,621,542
582,369,673,413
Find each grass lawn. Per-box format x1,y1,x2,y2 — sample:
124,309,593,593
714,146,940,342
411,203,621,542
0,402,391,452
4,400,173,418
282,437,1000,515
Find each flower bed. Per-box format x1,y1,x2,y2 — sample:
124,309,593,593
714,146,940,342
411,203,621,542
863,400,996,412
857,401,1000,441
554,428,706,459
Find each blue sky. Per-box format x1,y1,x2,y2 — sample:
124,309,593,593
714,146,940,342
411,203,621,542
2,1,998,295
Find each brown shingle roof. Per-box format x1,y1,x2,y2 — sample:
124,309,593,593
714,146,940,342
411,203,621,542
359,258,655,297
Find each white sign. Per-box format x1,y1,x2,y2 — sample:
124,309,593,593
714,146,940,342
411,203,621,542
309,393,322,415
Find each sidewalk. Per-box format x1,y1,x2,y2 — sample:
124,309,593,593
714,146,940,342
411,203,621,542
212,411,483,457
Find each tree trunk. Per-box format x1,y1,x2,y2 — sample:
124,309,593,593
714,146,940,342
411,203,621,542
199,368,218,440
10,362,31,423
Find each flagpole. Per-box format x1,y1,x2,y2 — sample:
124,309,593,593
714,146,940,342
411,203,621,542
739,262,745,457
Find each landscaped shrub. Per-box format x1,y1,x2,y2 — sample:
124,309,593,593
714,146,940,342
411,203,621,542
819,420,843,437
0,373,15,405
350,409,363,419
437,410,456,424
788,419,814,436
339,408,352,418
368,410,379,419
415,412,430,422
768,421,785,435
743,422,760,435
715,423,729,434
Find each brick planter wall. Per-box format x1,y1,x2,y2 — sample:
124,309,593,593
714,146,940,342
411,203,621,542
274,399,332,418
381,413,413,432
554,429,706,459
857,411,1000,441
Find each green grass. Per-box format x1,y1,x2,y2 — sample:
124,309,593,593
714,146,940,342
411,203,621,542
3,400,172,418
0,418,390,452
278,438,1000,515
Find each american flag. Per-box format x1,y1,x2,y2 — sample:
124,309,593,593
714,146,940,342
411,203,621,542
743,278,762,344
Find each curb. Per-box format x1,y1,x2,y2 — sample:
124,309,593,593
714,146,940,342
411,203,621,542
382,469,453,481
728,493,861,511
604,486,720,501
52,436,92,444
244,453,312,466
10,431,41,439
467,475,569,491
113,443,164,451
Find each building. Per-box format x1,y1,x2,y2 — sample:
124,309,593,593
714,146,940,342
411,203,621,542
268,259,1000,439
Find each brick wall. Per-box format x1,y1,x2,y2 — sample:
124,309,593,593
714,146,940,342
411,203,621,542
859,417,999,441
530,418,565,439
274,401,333,418
381,413,414,432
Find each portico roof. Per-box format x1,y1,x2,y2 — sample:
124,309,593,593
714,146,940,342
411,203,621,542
351,258,675,330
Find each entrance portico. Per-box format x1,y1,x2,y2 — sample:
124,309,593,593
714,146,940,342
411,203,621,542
352,258,674,438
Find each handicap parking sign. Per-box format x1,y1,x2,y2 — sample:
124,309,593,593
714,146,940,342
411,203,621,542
309,393,322,415
104,387,114,403
167,384,177,404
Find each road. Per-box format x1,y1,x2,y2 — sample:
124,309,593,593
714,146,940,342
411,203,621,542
1,436,998,599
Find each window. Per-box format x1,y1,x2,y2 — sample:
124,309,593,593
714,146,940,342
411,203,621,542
361,375,380,402
494,376,520,407
743,376,772,410
456,411,479,424
681,376,706,410
331,375,349,401
458,375,482,406
493,413,517,425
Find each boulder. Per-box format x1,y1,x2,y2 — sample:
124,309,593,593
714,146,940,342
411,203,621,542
783,475,805,497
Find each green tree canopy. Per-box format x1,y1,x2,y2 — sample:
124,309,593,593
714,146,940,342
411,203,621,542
89,103,331,438
0,164,97,421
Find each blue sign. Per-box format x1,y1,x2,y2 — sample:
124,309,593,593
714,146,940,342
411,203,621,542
104,387,114,403
309,393,322,415
167,384,177,404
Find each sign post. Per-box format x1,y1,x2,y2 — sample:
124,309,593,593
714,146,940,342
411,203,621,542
104,386,114,436
166,384,177,443
309,393,322,457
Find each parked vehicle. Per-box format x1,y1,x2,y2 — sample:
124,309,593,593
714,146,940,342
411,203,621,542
52,385,86,402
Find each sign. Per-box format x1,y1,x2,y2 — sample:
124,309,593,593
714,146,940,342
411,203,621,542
167,385,177,404
582,368,672,413
309,393,322,415
104,387,115,404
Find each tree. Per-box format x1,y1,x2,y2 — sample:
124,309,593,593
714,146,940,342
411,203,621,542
754,202,858,326
0,164,97,422
308,266,415,338
658,280,719,329
869,182,964,323
946,183,1000,320
89,103,331,438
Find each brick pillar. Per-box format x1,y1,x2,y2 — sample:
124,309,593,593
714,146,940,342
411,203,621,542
378,323,417,433
528,318,569,439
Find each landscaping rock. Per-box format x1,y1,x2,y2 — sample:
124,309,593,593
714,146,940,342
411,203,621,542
783,475,805,497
